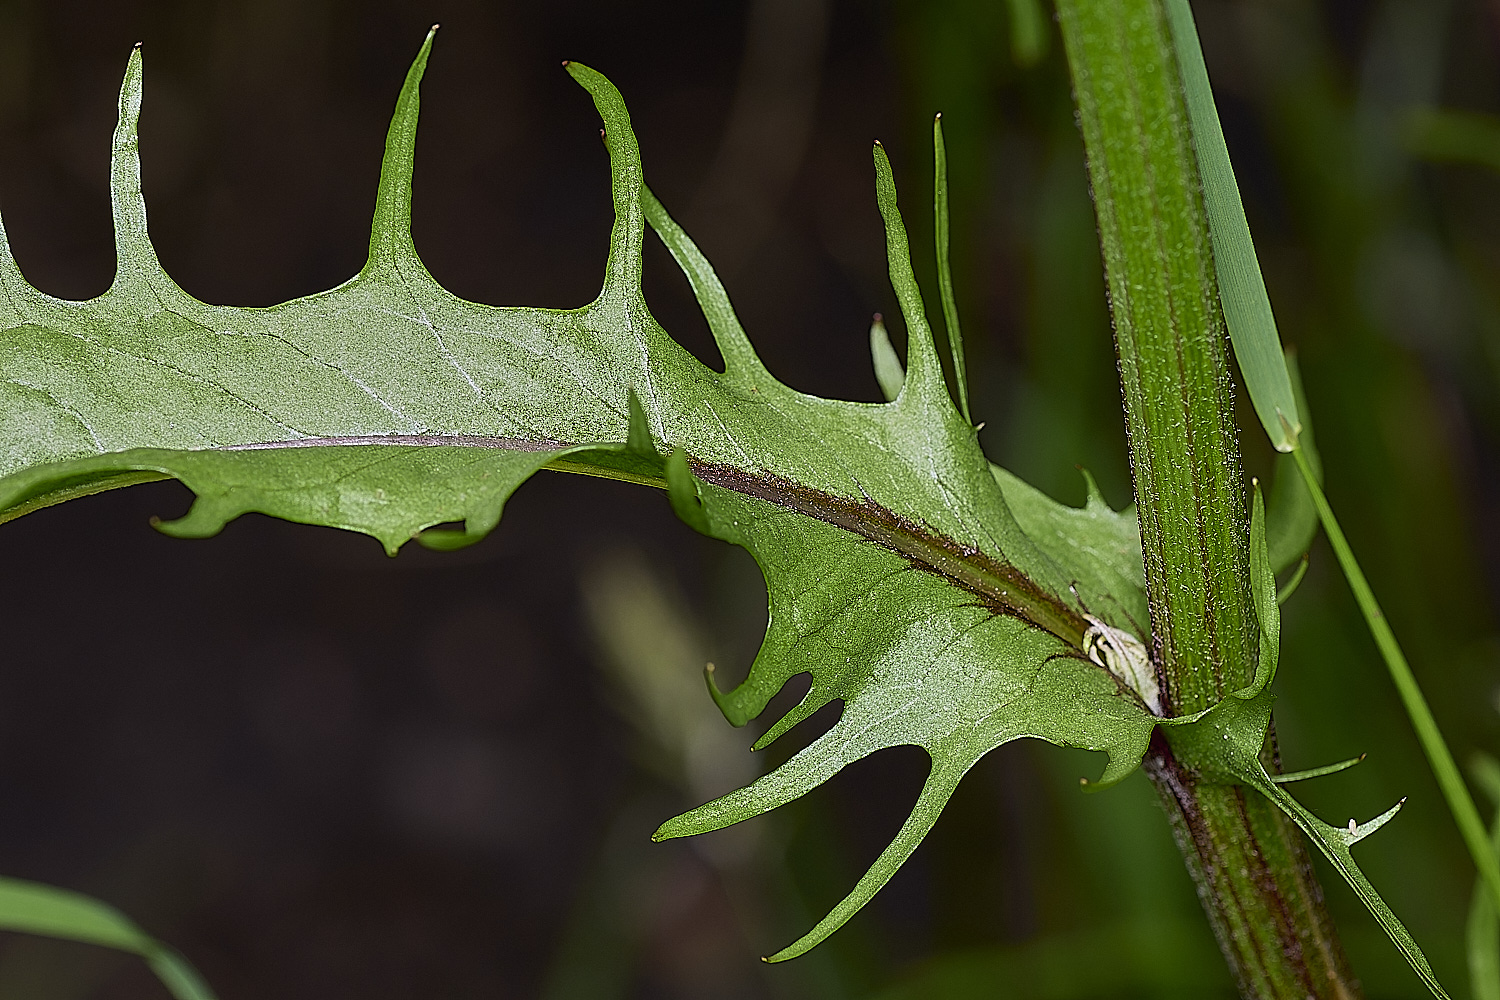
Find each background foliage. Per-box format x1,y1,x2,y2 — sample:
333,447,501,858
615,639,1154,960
0,0,1496,996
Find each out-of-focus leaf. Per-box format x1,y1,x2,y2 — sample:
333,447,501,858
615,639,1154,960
1004,0,1049,68
1468,753,1500,1000
0,877,215,1000
1402,107,1500,175
870,919,1230,1000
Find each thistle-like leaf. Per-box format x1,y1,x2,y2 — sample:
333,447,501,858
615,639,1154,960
0,33,1162,958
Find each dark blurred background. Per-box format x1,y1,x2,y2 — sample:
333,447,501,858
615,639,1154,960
0,0,1497,997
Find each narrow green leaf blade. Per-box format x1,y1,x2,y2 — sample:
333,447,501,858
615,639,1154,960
1293,446,1500,920
1163,0,1300,451
0,877,215,1000
933,116,971,423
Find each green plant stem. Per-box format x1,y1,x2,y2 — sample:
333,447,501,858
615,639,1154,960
1293,446,1500,913
1055,1,1357,995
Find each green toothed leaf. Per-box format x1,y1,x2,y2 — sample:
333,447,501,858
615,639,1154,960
0,32,1165,961
655,482,1154,960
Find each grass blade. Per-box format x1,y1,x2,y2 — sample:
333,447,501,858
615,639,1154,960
933,115,972,423
0,876,215,999
1293,447,1500,916
1163,0,1300,451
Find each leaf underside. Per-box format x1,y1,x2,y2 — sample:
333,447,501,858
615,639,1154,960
0,30,1436,977
0,31,1158,960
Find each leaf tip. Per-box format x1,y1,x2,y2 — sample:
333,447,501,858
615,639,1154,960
703,663,742,725
625,388,655,459
366,28,436,268
109,38,163,285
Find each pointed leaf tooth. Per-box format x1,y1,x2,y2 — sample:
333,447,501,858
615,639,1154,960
366,27,436,270
1348,796,1405,845
151,499,233,545
702,663,754,726
640,185,770,382
653,722,866,841
108,45,165,291
870,142,945,407
704,662,775,728
565,63,645,300
625,388,654,459
666,448,712,536
1079,468,1108,510
1086,741,1154,789
1257,774,1450,997
751,689,838,752
764,761,966,962
1270,752,1365,784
